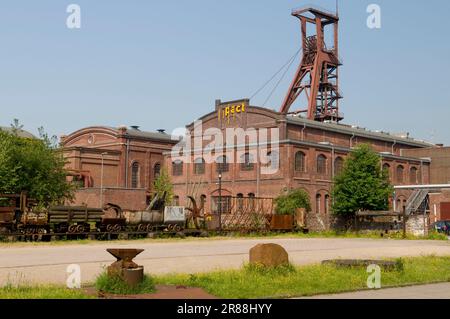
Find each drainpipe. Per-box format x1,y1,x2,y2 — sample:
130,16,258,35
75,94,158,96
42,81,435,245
331,145,335,179
420,160,424,184
350,133,355,148
301,123,306,141
391,140,397,155
125,139,130,188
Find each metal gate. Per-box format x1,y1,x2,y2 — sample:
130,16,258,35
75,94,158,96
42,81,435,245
220,197,274,231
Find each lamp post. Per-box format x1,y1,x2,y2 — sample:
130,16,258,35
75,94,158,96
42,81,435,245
218,171,222,232
100,152,108,208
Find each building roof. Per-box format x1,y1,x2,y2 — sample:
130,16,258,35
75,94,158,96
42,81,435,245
61,125,178,145
286,116,436,148
123,127,176,142
0,126,36,139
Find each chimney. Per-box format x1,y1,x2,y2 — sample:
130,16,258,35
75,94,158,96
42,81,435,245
130,126,140,131
215,99,222,110
157,129,166,134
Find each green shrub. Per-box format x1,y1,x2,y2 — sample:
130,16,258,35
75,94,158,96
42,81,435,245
274,189,311,216
95,272,155,295
426,231,448,241
394,258,405,272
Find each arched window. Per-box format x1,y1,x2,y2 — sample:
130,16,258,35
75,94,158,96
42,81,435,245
237,193,244,210
240,153,255,171
396,199,402,212
410,167,418,184
194,158,205,175
317,155,327,175
324,195,330,215
216,155,229,173
334,157,344,176
316,194,322,214
396,165,404,183
248,193,256,210
295,151,306,172
154,163,161,179
383,163,391,179
172,160,183,176
266,151,279,171
131,162,140,188
173,195,180,206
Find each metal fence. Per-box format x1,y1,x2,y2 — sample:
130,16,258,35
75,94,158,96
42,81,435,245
219,197,275,231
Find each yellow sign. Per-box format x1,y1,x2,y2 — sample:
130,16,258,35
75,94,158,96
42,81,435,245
218,102,246,124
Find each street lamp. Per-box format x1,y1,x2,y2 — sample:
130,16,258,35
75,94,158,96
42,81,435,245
218,171,222,232
100,152,108,208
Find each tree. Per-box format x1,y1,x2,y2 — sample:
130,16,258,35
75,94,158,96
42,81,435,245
331,144,393,217
10,118,24,134
153,168,174,204
275,188,311,215
0,127,75,206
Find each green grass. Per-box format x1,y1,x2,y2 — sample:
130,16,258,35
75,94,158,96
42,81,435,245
238,230,448,241
95,272,155,295
0,284,93,299
155,256,450,299
0,256,449,299
0,230,446,247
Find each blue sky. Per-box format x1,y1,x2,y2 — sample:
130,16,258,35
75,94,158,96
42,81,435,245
1,0,449,144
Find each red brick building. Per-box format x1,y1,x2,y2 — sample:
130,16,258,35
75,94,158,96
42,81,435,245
402,147,450,222
61,126,177,210
164,99,436,230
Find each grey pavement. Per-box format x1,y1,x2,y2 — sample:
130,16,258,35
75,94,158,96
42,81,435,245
0,237,449,285
301,282,450,299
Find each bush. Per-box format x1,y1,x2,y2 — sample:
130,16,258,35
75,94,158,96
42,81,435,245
95,272,155,295
274,189,311,216
426,231,448,241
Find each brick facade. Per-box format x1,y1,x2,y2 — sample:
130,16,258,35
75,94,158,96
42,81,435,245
164,99,435,231
60,102,450,229
61,126,177,210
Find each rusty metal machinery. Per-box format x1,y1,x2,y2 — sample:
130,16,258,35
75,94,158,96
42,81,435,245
107,248,144,287
280,7,343,122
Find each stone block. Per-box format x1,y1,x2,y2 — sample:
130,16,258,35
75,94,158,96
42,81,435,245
249,243,289,267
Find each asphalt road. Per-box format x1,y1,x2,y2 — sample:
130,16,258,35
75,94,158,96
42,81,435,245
0,237,449,286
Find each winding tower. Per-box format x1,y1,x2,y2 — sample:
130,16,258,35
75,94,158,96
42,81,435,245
280,7,343,122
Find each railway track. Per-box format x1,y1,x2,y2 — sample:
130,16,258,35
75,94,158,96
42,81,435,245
0,229,206,242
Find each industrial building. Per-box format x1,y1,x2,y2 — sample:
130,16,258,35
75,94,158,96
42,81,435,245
61,7,450,231
61,125,177,211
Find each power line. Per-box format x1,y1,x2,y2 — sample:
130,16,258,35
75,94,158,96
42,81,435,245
250,48,301,101
262,49,299,107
